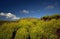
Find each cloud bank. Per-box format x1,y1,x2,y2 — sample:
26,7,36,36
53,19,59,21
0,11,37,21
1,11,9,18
0,12,20,20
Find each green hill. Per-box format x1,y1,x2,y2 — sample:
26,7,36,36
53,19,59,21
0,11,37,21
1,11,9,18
0,14,60,39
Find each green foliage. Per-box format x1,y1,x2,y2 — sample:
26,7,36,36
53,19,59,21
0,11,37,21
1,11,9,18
41,14,60,20
15,28,29,39
0,14,60,39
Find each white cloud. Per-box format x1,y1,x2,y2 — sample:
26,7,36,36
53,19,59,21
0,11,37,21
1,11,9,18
0,12,20,20
0,12,5,16
12,17,20,20
45,5,54,9
21,10,29,13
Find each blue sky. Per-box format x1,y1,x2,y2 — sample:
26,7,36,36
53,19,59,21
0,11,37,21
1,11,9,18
0,0,60,20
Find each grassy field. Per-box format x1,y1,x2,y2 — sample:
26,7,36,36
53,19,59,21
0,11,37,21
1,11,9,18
0,14,60,39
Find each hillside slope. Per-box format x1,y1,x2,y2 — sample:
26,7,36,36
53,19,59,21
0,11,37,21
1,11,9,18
0,14,60,39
